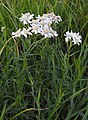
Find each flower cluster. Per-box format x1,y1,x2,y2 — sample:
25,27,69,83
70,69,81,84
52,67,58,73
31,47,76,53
19,12,34,25
12,12,62,38
64,30,82,45
11,12,82,45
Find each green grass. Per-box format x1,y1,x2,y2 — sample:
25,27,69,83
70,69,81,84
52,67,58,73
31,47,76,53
0,0,88,120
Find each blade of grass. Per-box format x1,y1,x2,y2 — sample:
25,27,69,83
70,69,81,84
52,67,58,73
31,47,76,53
10,108,48,120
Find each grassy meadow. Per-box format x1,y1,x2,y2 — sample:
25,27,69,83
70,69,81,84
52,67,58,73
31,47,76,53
0,0,88,120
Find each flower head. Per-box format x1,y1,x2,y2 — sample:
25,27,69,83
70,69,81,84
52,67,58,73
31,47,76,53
19,12,34,25
31,23,41,34
64,30,82,45
39,24,58,38
12,29,21,38
36,13,62,25
21,28,32,38
50,27,58,37
39,24,51,38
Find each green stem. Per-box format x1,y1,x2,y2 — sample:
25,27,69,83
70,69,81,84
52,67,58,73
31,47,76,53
0,37,12,56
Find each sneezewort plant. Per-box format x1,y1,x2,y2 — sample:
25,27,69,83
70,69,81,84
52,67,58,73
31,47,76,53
64,30,82,63
0,1,87,119
64,30,82,46
6,12,62,57
64,30,82,55
0,13,83,57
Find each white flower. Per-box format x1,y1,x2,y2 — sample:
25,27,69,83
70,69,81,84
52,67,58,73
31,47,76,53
50,27,58,37
1,27,5,32
36,15,52,27
72,32,82,45
36,13,62,25
64,30,82,45
40,18,52,26
12,29,21,38
36,15,42,21
40,24,51,38
39,25,58,38
21,28,32,38
31,23,41,34
64,30,73,42
45,13,62,23
53,15,62,23
19,12,34,24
